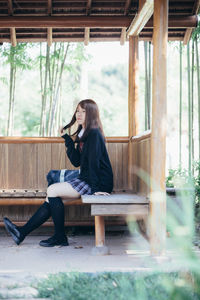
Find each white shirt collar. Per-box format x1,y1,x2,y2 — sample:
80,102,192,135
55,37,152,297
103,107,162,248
78,128,84,138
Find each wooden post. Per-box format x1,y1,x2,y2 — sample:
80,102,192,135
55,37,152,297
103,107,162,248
95,216,105,246
128,36,139,191
150,0,168,256
92,216,109,255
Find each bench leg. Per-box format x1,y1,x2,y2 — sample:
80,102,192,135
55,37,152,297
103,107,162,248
91,216,109,255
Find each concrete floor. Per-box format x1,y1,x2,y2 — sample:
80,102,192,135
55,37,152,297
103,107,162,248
0,229,200,285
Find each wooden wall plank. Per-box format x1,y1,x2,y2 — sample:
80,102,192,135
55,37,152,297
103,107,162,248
37,144,52,189
0,144,8,188
22,144,37,189
51,143,66,170
8,144,24,188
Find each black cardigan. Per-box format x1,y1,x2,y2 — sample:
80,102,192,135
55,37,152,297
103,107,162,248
62,128,113,194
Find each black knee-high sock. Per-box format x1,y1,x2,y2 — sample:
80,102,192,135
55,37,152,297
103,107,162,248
19,202,51,237
48,197,66,240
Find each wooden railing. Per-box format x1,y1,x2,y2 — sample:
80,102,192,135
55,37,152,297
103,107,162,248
132,130,151,197
0,134,151,226
0,136,130,226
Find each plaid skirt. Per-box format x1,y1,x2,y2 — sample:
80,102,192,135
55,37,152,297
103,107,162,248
67,178,92,195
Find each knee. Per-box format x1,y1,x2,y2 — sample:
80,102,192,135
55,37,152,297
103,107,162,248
47,185,58,198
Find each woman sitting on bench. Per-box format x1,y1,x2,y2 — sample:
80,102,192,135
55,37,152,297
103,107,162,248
4,99,113,247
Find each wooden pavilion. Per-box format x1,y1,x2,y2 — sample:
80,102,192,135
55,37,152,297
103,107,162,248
0,0,199,256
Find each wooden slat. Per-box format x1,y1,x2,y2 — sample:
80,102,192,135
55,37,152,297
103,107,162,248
47,27,52,46
122,143,129,190
10,27,17,47
86,0,92,15
0,15,197,29
0,136,129,143
51,143,66,170
47,0,52,15
7,0,13,15
0,16,133,28
91,204,149,216
183,0,200,44
127,0,154,37
0,197,83,205
0,144,8,188
82,194,148,204
22,144,37,188
120,27,126,45
132,130,151,142
7,144,24,188
124,0,131,15
37,143,52,189
84,27,90,45
128,35,139,189
0,220,125,227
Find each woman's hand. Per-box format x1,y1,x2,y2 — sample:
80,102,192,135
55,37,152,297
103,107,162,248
59,126,67,137
94,192,110,196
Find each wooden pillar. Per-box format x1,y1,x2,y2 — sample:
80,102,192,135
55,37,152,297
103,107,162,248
92,216,109,255
128,35,139,191
95,216,105,246
150,0,168,256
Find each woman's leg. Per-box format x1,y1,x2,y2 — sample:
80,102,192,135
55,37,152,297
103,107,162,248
46,182,80,200
3,201,51,245
40,182,80,247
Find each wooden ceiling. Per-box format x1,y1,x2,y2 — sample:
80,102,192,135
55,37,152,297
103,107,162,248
0,0,199,45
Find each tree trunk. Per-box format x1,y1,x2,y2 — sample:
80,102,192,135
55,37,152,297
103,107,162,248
40,44,50,136
187,42,192,175
191,39,194,174
144,41,148,130
49,43,69,136
39,43,44,136
147,41,151,130
7,48,15,136
47,43,62,135
179,41,182,169
195,38,200,171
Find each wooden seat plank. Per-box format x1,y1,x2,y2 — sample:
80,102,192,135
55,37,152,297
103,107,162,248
82,193,149,204
91,204,149,216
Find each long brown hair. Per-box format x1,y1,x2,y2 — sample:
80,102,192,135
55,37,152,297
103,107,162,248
63,99,104,141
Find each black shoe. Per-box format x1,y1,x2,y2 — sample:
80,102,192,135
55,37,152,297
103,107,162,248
39,235,69,247
3,217,25,245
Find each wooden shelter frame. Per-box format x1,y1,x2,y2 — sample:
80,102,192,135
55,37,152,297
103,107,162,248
0,0,199,256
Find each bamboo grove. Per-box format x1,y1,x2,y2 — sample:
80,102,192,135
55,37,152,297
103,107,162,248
0,42,88,137
144,23,200,174
0,25,200,174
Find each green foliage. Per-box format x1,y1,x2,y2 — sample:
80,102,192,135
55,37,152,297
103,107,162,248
192,14,200,41
36,271,200,300
0,43,34,70
166,162,200,221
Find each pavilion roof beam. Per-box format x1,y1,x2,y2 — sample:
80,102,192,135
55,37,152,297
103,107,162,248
47,0,52,15
84,27,90,45
126,0,154,37
8,0,17,47
183,0,200,44
10,27,17,47
86,0,92,16
84,0,92,46
0,16,197,29
47,27,52,46
47,0,52,46
120,0,131,46
124,0,131,15
7,0,13,15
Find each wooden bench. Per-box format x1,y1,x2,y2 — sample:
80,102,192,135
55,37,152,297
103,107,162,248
82,193,149,255
0,133,151,232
